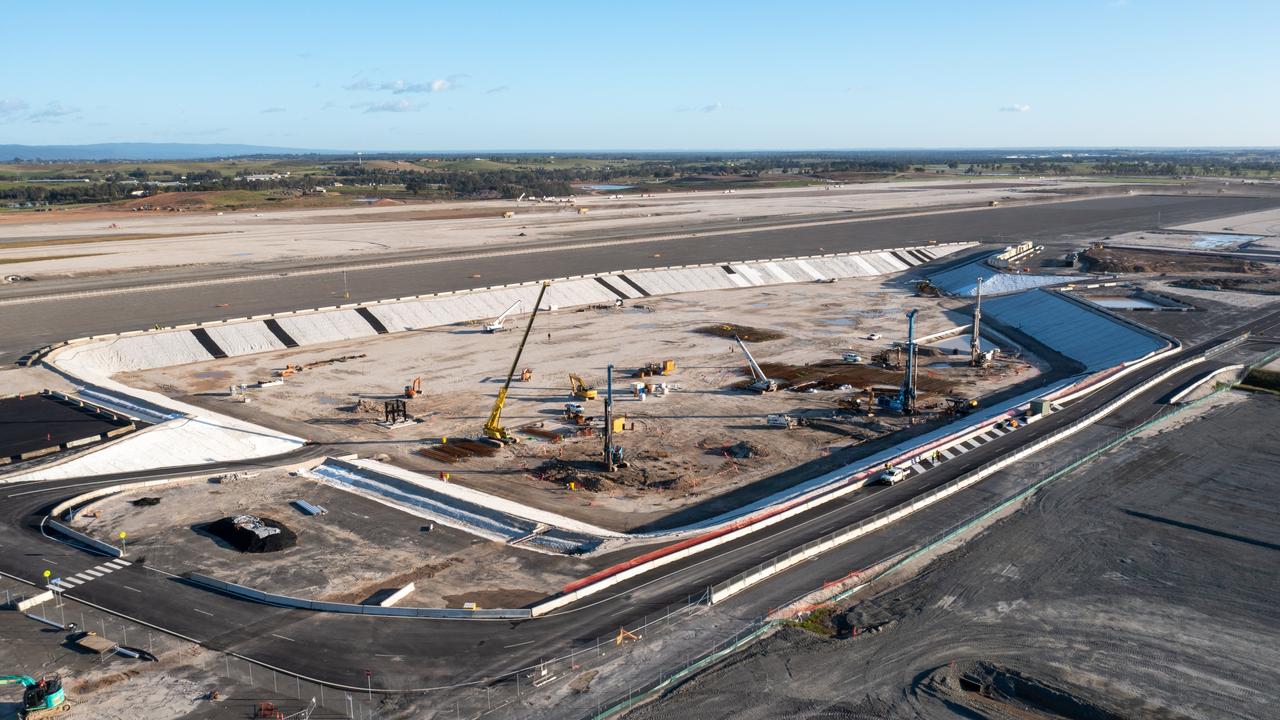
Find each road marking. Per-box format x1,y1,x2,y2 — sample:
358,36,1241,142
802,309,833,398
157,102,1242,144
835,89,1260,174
62,577,84,586
940,448,955,459
270,633,295,642
93,565,114,574
42,558,58,566
193,608,214,617
82,569,103,578
73,572,93,581
104,560,128,570
121,585,142,593
988,426,1006,436
375,653,399,658
503,640,535,649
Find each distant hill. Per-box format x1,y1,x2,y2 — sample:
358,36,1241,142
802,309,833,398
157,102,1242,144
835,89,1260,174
0,143,347,161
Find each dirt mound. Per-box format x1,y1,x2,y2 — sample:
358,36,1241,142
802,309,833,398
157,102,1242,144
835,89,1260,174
751,360,956,394
1082,246,1267,275
118,192,219,210
201,515,296,553
941,661,1126,720
697,323,786,342
130,497,161,507
534,451,706,492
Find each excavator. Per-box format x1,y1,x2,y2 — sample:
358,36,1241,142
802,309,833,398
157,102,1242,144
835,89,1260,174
0,674,71,718
569,374,598,400
483,283,550,443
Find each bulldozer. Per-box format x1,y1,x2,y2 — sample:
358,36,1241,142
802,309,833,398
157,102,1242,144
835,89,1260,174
633,359,676,378
569,374,598,400
1,674,71,718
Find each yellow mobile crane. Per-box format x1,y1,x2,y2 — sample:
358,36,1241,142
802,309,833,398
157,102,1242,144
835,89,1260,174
483,282,550,443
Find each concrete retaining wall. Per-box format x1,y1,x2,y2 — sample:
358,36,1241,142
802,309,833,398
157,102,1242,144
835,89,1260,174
186,572,531,619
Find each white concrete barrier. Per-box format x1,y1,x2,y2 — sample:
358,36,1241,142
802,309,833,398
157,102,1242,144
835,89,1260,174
15,591,55,612
378,582,415,607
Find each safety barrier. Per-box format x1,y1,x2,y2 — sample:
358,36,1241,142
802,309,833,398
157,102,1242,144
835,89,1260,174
185,572,531,619
1168,364,1244,404
46,518,125,558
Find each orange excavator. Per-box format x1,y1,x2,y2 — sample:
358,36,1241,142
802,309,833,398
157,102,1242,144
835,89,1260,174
404,377,422,398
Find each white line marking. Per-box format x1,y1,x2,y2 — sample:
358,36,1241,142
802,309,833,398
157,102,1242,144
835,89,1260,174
121,585,142,593
83,569,103,578
63,577,84,586
93,565,114,574
193,608,214,616
270,633,295,642
104,560,128,569
940,448,955,459
74,573,93,581
42,558,58,566
504,640,535,648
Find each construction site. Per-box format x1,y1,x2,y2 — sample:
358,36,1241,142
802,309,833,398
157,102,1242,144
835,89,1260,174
113,261,1044,535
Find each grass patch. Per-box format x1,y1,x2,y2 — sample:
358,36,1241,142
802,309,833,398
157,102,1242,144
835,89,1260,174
785,606,838,637
697,323,786,342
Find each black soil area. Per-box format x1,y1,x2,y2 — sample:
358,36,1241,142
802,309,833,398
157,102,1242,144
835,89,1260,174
201,516,297,553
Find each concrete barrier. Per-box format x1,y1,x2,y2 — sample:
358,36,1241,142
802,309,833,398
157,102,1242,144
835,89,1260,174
46,519,124,558
185,572,531,619
1169,364,1244,404
378,583,415,608
15,590,54,612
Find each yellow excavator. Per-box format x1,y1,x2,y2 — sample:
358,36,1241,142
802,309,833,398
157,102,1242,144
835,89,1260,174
569,373,598,400
483,282,550,443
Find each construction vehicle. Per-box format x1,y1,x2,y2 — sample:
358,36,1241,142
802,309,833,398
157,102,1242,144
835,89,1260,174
878,309,918,414
878,466,909,485
485,300,522,333
633,360,676,378
1,674,70,718
483,283,550,443
404,377,422,398
519,368,533,382
277,363,302,378
946,396,979,415
767,413,798,429
970,277,994,368
733,335,777,393
603,364,622,470
915,279,941,297
841,351,862,363
570,374,598,400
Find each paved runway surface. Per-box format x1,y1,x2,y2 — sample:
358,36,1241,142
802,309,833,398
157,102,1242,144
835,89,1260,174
1,194,1274,364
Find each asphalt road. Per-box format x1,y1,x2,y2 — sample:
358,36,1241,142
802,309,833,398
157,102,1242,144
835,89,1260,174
1,194,1274,364
3,308,1276,696
0,394,130,458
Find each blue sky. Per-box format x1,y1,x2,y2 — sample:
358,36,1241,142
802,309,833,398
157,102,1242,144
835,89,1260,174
2,1,1277,150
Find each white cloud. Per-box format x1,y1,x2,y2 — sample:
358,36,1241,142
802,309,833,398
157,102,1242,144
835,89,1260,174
345,76,462,94
28,101,80,122
702,101,723,113
352,99,420,113
0,99,30,118
999,104,1032,113
485,85,510,94
260,106,287,114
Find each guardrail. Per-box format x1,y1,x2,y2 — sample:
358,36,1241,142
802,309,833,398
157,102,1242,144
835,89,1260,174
186,572,531,619
708,345,1218,604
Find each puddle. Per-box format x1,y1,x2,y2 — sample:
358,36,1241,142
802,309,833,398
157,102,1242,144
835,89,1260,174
1091,296,1164,309
1193,233,1262,249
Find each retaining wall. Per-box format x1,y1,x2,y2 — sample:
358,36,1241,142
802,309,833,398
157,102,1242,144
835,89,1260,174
186,572,531,619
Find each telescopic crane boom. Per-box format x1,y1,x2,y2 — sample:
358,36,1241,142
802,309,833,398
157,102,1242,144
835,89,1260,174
483,283,549,442
734,335,777,392
485,300,522,333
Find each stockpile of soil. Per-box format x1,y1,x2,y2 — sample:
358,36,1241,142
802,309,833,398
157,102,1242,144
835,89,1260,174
130,497,161,507
751,361,956,394
1170,275,1280,295
535,451,707,492
1082,247,1267,275
201,515,297,553
697,324,786,342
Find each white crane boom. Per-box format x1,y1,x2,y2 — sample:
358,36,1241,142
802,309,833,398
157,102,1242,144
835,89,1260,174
485,300,522,333
734,335,778,392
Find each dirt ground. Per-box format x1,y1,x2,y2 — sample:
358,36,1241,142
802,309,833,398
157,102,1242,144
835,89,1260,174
73,469,591,608
122,278,1044,532
630,391,1280,720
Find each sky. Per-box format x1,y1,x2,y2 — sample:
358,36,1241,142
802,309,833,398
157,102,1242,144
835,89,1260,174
2,1,1277,151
